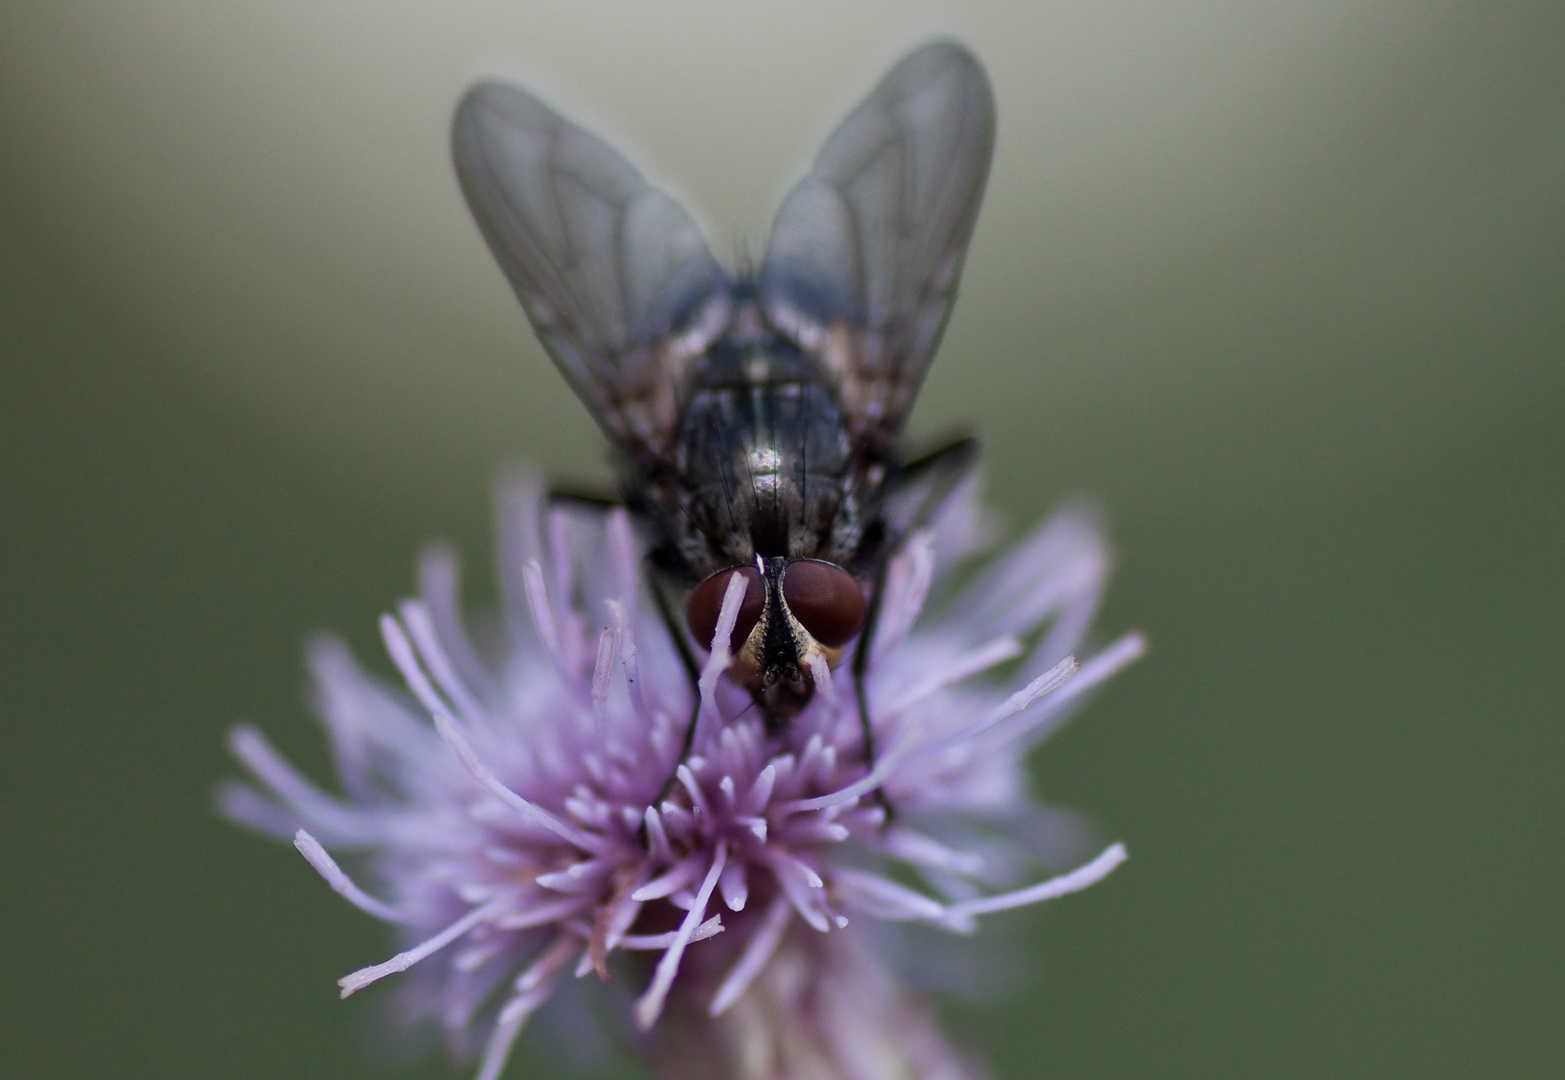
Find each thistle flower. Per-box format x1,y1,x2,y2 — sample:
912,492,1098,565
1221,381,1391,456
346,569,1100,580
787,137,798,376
220,472,1142,1080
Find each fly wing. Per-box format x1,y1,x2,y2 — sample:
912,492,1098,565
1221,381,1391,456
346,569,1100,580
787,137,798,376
759,42,995,441
453,81,730,459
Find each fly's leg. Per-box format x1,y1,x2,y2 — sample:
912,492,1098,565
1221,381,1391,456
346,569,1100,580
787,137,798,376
647,570,702,808
544,488,701,822
852,435,979,826
545,483,622,511
852,559,897,827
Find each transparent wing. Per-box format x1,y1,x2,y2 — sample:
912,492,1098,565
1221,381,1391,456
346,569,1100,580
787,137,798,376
453,81,730,457
759,41,995,439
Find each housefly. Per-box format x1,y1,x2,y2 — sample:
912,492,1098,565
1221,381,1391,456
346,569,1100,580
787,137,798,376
452,42,995,771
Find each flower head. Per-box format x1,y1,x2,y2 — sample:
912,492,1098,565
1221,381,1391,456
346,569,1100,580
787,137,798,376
221,472,1142,1080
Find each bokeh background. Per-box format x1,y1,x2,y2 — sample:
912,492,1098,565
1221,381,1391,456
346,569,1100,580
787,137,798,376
3,1,1561,1077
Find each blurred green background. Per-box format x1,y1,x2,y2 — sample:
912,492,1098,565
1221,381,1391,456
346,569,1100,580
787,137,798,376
3,1,1561,1077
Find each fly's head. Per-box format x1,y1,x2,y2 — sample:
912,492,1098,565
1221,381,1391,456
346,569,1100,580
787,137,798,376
686,557,865,724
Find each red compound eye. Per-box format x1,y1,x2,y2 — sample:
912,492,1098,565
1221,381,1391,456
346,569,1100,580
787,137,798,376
687,566,765,652
780,560,865,649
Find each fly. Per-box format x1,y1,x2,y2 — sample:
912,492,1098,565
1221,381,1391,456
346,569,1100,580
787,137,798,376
452,42,995,780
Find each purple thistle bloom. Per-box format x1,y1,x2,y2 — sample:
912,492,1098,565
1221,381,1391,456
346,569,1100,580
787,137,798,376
220,471,1142,1080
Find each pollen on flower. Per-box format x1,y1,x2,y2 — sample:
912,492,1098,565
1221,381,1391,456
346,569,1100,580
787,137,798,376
219,472,1142,1080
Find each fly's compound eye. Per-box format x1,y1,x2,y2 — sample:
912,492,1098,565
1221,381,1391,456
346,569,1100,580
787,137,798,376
780,560,865,649
687,566,765,652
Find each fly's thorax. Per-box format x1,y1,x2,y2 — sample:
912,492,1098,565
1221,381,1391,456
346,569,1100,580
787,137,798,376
669,335,860,571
